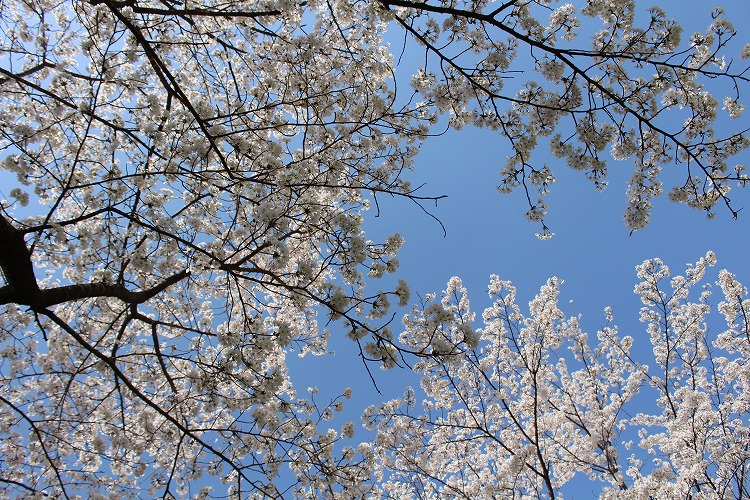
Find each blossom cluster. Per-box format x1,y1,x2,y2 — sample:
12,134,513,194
366,253,750,497
392,0,749,233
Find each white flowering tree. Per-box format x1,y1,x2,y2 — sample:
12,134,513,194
0,1,417,497
380,0,749,235
0,0,748,497
365,253,750,498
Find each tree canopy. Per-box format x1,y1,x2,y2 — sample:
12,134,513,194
0,0,748,497
366,253,750,498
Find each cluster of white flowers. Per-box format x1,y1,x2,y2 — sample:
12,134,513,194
547,3,580,42
399,0,747,232
723,96,745,118
368,253,750,497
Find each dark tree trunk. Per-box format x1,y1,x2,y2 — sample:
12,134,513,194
0,213,41,305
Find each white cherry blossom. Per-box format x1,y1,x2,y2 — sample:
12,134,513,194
367,253,750,498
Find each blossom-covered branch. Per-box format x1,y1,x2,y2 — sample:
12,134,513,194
366,253,750,498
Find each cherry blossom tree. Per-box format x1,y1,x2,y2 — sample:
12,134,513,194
378,0,749,235
1,0,417,496
365,253,750,498
0,0,748,497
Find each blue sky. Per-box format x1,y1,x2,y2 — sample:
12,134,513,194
288,0,750,486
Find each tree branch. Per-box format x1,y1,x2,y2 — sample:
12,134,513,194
0,214,190,308
0,214,40,302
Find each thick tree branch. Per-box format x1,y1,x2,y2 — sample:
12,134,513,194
1,270,191,308
0,214,40,302
0,214,189,308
